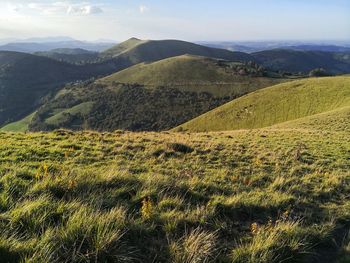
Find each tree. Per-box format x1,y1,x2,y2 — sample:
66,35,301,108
309,68,331,77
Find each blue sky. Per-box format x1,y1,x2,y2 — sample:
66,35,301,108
0,0,349,41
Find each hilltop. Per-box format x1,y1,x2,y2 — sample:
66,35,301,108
175,76,350,132
101,38,254,65
101,37,146,58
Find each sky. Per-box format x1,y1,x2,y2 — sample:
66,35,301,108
0,0,349,42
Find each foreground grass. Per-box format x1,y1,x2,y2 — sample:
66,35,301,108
0,126,349,262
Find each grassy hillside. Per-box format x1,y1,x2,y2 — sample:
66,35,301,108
27,56,287,132
253,49,350,74
0,122,349,262
100,55,285,97
175,77,350,132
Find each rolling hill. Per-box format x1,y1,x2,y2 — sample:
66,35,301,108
174,76,350,132
27,55,287,132
252,49,350,74
100,55,285,97
5,38,350,132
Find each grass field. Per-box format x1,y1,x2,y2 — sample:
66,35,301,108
0,113,349,262
175,76,350,132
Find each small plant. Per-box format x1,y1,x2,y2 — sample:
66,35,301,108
141,197,154,220
35,163,49,180
250,222,259,235
67,180,77,190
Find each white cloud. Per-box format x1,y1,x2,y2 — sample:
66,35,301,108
67,5,103,15
139,5,149,14
7,3,23,12
27,2,103,16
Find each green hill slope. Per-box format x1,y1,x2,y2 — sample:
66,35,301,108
175,76,350,132
253,49,350,74
100,55,285,97
27,56,287,132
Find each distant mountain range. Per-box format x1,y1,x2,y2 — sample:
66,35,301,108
252,49,350,74
199,41,350,53
0,38,116,53
1,37,350,54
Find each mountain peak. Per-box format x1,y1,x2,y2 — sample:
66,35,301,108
127,37,141,42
